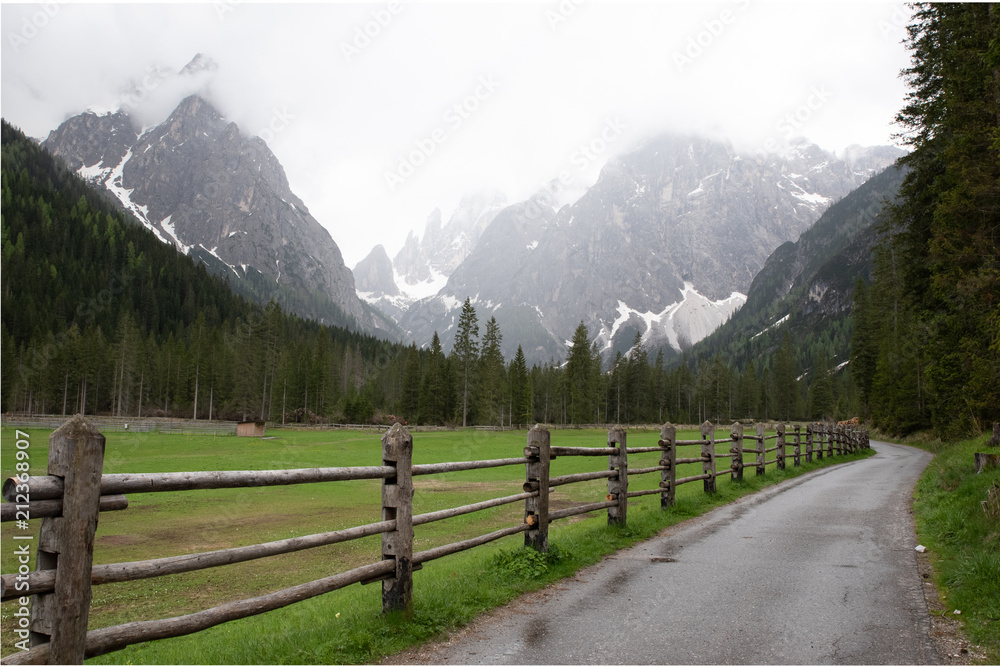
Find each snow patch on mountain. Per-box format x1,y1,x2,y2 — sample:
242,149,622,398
752,314,790,339
599,283,746,353
159,215,191,255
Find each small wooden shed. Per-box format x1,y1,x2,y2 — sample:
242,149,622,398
237,420,266,437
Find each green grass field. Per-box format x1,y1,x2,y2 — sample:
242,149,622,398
0,424,871,664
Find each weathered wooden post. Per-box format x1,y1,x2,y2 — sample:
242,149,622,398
805,423,814,462
607,427,628,526
756,422,766,476
730,422,744,482
826,423,834,457
701,421,716,493
776,423,786,471
793,424,801,466
30,415,105,664
835,424,845,455
523,425,550,552
381,424,413,617
659,423,676,509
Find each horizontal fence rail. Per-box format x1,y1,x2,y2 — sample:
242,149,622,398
0,416,869,664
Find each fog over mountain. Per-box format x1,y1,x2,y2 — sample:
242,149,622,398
1,3,914,269
40,61,397,335
366,134,904,363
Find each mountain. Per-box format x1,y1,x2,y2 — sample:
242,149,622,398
398,134,904,363
0,119,406,421
392,191,508,288
40,59,398,338
682,163,908,373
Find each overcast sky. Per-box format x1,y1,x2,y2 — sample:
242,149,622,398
1,1,914,267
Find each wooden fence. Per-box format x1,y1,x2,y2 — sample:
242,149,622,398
0,415,869,664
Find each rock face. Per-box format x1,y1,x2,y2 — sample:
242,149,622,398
392,191,508,289
397,134,904,362
355,244,399,297
43,91,395,335
682,163,908,370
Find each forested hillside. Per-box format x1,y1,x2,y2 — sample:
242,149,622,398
685,165,905,366
1,120,401,423
0,119,873,427
853,3,999,440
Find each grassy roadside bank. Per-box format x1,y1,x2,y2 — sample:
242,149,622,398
878,430,1000,663
1,426,873,664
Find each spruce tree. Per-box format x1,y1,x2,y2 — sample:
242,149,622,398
452,299,479,427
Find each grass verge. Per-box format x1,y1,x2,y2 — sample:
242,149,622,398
908,432,1000,664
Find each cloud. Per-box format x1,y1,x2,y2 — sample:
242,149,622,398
0,1,912,267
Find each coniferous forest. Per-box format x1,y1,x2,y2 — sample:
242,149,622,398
1,3,996,438
0,118,854,427
851,3,1000,440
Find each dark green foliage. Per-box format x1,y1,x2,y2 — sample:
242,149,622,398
0,120,402,422
452,298,479,427
866,3,1000,439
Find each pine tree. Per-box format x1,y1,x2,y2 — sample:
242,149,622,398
772,332,798,421
849,279,878,414
565,322,594,424
478,316,505,426
400,343,421,422
878,3,1000,437
452,299,479,427
419,332,446,425
808,350,835,420
509,345,533,426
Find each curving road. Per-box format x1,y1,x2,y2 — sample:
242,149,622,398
401,441,938,665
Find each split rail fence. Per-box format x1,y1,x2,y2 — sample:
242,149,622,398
0,415,869,664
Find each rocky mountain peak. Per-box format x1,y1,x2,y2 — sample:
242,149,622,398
354,245,399,297
42,90,396,336
394,132,904,363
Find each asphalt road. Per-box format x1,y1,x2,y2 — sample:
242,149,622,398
411,440,938,665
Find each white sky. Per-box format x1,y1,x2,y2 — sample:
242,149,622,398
1,1,914,267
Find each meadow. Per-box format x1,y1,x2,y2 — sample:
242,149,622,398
1,424,872,664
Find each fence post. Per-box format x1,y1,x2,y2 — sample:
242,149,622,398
524,425,550,552
805,423,814,462
836,424,845,455
607,427,628,526
826,423,834,457
30,415,105,664
381,424,413,617
756,423,766,476
701,421,716,493
659,423,676,509
776,423,786,471
793,424,801,466
730,422,744,482
607,427,628,525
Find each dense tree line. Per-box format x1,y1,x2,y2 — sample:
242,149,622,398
851,4,1000,440
1,118,863,427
